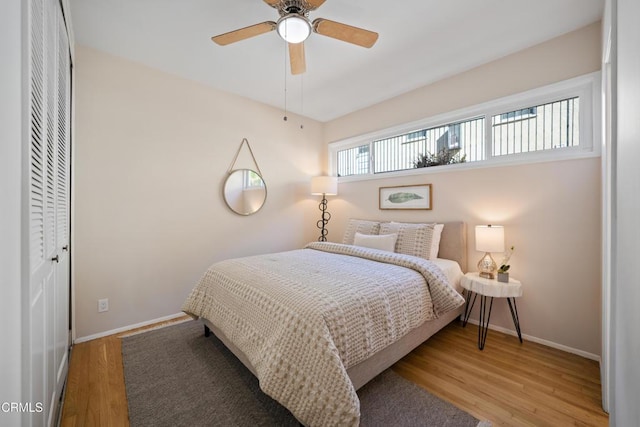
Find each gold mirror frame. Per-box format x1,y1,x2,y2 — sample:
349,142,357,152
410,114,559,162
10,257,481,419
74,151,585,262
223,169,267,215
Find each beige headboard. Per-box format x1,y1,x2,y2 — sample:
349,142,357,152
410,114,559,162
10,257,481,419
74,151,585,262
439,221,468,273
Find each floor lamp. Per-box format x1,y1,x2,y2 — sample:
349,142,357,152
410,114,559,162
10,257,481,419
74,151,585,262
311,176,338,241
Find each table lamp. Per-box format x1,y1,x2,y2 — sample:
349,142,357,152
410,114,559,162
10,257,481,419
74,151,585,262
475,225,505,279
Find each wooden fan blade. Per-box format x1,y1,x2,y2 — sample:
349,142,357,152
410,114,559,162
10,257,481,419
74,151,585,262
262,0,280,6
306,0,326,9
212,21,276,46
312,18,378,48
289,42,306,75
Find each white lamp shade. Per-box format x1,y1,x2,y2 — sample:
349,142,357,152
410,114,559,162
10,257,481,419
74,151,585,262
277,14,311,44
475,225,505,253
311,176,338,196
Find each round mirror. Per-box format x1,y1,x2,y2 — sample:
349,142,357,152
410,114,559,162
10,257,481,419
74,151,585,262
223,169,267,216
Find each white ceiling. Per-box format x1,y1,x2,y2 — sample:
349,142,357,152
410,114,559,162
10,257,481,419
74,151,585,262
68,0,604,122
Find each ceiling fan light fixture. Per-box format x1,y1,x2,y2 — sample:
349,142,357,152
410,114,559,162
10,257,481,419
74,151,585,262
277,14,311,44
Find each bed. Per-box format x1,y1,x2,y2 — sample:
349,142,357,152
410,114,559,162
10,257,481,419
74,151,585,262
182,221,467,427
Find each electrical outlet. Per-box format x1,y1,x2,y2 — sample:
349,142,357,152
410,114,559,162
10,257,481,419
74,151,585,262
98,298,109,313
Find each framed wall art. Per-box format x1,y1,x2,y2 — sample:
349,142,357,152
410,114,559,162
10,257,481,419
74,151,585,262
379,184,432,210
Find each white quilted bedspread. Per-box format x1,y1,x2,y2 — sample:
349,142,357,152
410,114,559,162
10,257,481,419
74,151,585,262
182,242,464,426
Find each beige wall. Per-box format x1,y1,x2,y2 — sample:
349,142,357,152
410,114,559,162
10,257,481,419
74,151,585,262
73,47,325,339
74,22,603,354
324,22,603,355
325,22,602,142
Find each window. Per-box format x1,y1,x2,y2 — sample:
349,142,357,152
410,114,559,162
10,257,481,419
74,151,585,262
495,107,537,124
492,97,579,156
337,144,370,177
330,73,599,179
244,170,265,188
370,117,484,174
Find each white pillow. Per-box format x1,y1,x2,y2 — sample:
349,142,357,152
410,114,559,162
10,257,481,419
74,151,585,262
430,223,445,259
353,232,398,252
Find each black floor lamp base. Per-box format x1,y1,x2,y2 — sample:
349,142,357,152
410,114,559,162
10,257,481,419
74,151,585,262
317,195,331,241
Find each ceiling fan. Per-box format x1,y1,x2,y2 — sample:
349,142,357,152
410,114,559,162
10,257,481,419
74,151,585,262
211,0,379,75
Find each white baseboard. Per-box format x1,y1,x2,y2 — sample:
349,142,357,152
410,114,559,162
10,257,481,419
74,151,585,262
463,318,601,362
73,312,187,344
74,312,601,363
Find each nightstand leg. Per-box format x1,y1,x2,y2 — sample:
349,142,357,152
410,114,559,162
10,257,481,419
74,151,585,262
478,296,494,350
507,297,523,343
462,290,477,327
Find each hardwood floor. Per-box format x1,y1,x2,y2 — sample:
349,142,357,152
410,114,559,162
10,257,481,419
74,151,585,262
60,331,128,427
392,323,609,426
60,317,191,427
61,319,609,426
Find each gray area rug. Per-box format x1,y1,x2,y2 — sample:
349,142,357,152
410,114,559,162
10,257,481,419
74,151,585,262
122,320,480,426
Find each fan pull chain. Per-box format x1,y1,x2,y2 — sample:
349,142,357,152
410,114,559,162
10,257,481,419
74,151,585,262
299,72,304,129
283,40,288,121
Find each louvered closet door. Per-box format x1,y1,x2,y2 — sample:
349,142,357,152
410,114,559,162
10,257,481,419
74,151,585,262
54,3,71,410
27,0,71,425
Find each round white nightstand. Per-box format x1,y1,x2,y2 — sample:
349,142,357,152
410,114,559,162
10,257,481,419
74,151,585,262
460,272,523,350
